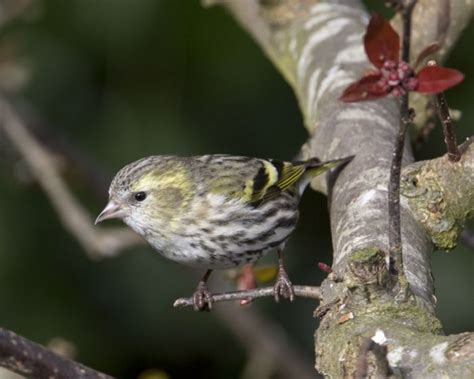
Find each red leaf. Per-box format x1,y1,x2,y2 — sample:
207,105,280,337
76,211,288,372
416,66,464,93
364,14,400,68
339,73,387,102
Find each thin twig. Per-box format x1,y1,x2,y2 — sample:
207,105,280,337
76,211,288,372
0,98,143,258
388,0,417,289
173,285,322,308
355,338,391,379
428,61,462,162
0,327,114,379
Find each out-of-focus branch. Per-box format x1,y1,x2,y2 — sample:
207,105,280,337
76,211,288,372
0,327,113,379
460,229,474,250
0,98,143,259
216,304,317,379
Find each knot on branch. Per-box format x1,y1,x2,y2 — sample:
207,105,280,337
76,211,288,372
347,247,389,290
401,140,474,250
401,165,455,249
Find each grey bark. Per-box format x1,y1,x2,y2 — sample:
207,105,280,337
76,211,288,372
222,0,474,377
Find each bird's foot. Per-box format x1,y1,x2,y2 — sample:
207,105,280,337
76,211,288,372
192,281,214,311
273,268,295,302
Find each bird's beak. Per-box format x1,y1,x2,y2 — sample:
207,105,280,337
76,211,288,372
95,201,126,224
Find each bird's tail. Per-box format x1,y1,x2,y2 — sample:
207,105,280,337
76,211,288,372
294,155,354,194
304,155,354,178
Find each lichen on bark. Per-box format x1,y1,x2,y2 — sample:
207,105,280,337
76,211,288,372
402,138,474,250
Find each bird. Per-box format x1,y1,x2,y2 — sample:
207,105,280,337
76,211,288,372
95,154,353,311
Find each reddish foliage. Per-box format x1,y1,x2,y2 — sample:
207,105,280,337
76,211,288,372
340,15,464,102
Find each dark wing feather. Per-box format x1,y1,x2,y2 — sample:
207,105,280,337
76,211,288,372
201,155,308,207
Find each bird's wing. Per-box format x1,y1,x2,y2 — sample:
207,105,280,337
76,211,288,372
249,159,306,206
202,155,306,207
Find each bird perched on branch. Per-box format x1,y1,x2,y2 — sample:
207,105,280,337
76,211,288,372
96,154,353,311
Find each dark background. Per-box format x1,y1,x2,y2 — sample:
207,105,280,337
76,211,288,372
0,1,472,378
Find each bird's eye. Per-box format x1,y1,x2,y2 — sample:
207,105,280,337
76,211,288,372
134,191,147,202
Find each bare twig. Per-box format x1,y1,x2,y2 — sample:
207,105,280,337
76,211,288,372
354,337,391,379
173,285,322,308
428,60,462,162
388,0,417,290
0,327,113,379
0,98,143,259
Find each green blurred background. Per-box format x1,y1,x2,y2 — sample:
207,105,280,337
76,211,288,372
0,1,472,378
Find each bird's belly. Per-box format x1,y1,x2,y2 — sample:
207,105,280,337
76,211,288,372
153,205,299,269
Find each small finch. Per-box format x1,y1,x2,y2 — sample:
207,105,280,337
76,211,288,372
96,154,352,310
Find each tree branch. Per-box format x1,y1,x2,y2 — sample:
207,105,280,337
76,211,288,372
460,229,474,250
222,0,474,377
387,0,417,293
0,98,144,259
0,327,113,379
401,137,474,250
173,285,322,308
430,66,462,162
215,305,317,379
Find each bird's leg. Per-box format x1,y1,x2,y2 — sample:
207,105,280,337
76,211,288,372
273,249,295,302
192,269,214,311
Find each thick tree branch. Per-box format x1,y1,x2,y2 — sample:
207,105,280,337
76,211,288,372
0,327,113,379
223,0,473,377
401,137,474,250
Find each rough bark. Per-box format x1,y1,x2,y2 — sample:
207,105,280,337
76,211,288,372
221,0,474,377
402,138,474,250
0,328,113,379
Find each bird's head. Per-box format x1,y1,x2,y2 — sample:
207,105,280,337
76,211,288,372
95,156,193,236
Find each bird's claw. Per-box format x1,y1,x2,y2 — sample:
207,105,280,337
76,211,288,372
273,270,295,302
192,282,214,311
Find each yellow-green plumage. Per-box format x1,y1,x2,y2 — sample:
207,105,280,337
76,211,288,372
97,154,351,268
96,154,352,309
